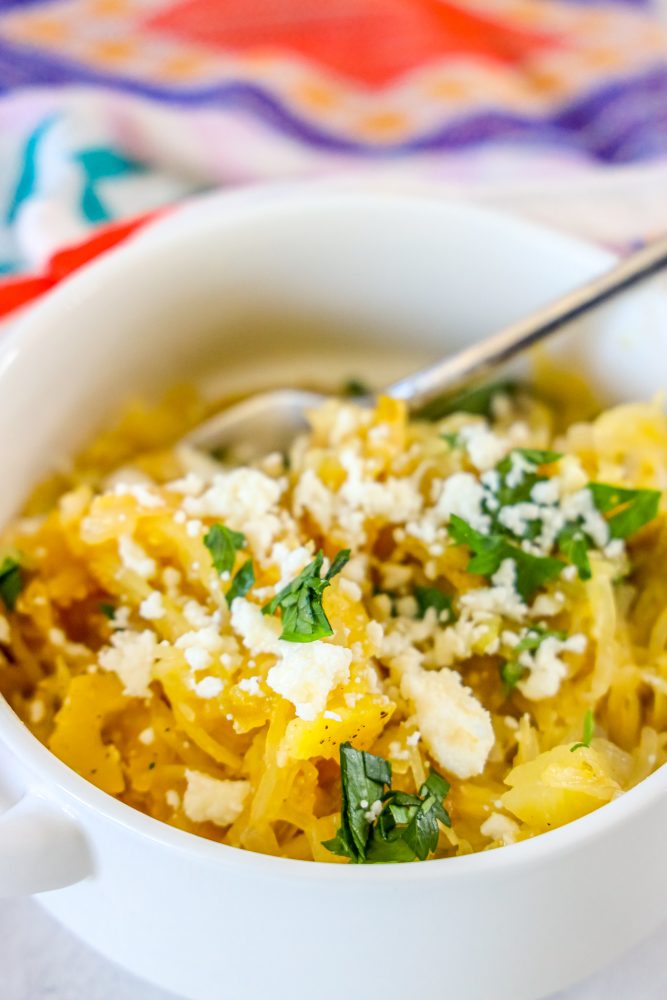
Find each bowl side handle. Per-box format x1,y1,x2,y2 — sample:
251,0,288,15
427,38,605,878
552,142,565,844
0,794,92,896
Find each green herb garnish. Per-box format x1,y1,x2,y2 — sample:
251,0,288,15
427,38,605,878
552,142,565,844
204,524,247,576
556,522,592,580
441,431,461,449
322,743,451,864
448,515,564,601
99,602,116,620
342,377,371,398
501,626,567,692
262,549,350,643
419,379,518,421
492,448,562,510
227,559,255,605
0,555,23,611
588,483,660,540
570,708,595,751
414,585,454,622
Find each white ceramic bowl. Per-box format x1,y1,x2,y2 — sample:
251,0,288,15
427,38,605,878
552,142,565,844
1,189,667,1000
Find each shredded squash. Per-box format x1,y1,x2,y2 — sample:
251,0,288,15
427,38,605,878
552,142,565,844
1,381,666,863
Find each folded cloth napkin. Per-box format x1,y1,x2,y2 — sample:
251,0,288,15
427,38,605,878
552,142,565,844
0,0,666,312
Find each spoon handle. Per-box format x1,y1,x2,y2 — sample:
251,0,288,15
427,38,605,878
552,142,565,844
386,234,667,412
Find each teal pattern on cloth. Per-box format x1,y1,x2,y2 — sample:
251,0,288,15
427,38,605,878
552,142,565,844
75,148,148,224
6,115,59,226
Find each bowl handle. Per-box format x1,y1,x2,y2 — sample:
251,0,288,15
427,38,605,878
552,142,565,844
0,793,92,896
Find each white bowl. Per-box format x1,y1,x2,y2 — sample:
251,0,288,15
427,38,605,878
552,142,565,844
1,189,667,1000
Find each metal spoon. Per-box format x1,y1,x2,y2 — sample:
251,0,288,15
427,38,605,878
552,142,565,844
185,235,667,456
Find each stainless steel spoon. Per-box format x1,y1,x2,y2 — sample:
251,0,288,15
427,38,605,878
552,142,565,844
185,234,667,456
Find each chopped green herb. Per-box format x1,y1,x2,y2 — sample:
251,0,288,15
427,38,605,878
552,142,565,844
448,515,564,601
418,379,518,422
148,761,156,770
322,743,451,864
226,559,255,605
414,585,454,621
501,660,526,691
342,377,371,398
262,549,350,643
204,524,247,576
557,522,592,580
209,445,229,463
570,708,595,752
441,431,461,449
501,626,567,692
492,448,562,511
0,555,23,612
99,602,116,620
588,483,660,540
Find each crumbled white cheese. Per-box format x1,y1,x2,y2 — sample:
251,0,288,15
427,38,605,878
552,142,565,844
406,729,421,747
176,626,225,655
459,559,527,623
194,676,224,698
183,469,284,557
237,675,262,696
339,578,362,602
138,727,155,745
231,598,282,654
113,483,164,509
184,647,211,671
458,422,508,472
99,629,158,697
169,471,204,496
480,812,520,845
139,591,165,621
436,473,491,534
118,535,156,579
324,710,342,722
183,770,250,827
267,642,352,722
363,799,384,824
517,633,587,701
186,519,203,538
230,599,351,721
269,542,312,589
401,665,495,779
165,789,181,810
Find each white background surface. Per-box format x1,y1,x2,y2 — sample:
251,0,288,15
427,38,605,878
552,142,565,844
1,895,666,999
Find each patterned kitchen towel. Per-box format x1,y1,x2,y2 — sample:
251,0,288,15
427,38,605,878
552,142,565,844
0,0,666,290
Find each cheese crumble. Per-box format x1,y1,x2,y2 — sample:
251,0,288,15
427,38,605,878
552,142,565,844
2,388,664,864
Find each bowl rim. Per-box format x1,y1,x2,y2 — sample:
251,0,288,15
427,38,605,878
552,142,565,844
0,184,663,883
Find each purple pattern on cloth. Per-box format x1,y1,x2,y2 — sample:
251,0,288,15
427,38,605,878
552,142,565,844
0,35,665,163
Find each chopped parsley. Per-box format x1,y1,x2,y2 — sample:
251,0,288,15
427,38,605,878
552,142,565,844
99,602,116,620
323,743,451,864
441,431,461,449
492,448,562,514
262,549,350,643
448,515,564,601
414,585,454,622
570,708,595,751
0,555,23,611
588,483,660,540
554,484,660,581
204,524,247,576
501,626,567,692
341,377,371,398
419,379,518,422
226,559,255,605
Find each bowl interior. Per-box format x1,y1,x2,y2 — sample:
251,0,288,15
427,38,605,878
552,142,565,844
1,190,666,529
